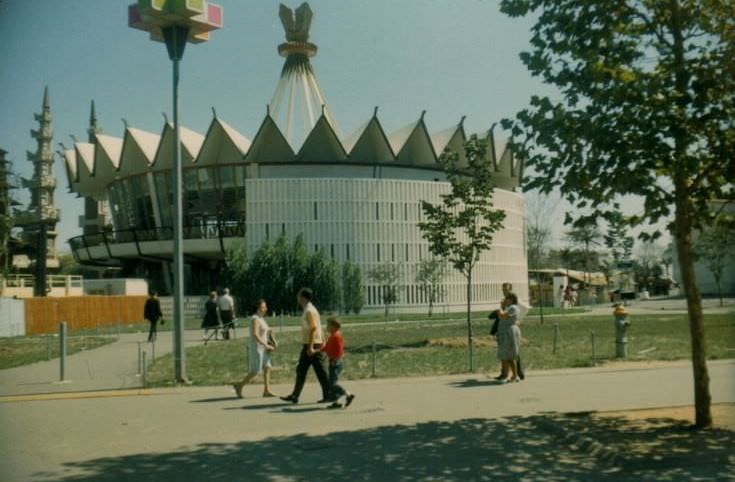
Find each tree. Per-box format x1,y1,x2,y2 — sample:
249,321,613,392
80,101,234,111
605,212,634,264
500,0,735,427
564,221,603,287
415,257,447,317
305,247,340,313
368,262,401,318
525,190,560,269
419,135,507,371
341,261,364,314
695,221,735,307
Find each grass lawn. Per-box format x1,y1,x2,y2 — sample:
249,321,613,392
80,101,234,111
146,312,735,387
0,335,116,370
69,306,589,336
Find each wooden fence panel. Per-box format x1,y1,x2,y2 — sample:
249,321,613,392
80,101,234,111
24,296,148,335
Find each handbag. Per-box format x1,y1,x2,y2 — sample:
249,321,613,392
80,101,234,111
268,332,278,348
488,310,500,336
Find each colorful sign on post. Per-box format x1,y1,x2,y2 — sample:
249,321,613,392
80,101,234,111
129,0,222,43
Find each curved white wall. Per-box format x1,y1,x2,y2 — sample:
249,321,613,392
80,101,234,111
244,177,527,313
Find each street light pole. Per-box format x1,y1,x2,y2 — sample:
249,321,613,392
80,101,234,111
129,1,222,384
163,25,189,382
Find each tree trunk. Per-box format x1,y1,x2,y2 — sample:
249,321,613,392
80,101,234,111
428,293,433,317
674,183,712,428
466,268,474,372
716,276,723,308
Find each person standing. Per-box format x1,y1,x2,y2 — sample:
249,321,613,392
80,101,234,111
280,288,331,404
219,288,236,340
321,317,355,409
144,291,163,342
497,292,522,383
232,299,276,398
202,291,221,341
492,282,526,380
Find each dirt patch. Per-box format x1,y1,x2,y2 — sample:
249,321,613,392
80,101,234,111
428,336,533,348
597,403,735,430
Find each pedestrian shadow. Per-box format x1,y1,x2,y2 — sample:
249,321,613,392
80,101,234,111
190,396,240,403
281,406,326,414
448,378,505,388
30,412,735,482
223,403,290,411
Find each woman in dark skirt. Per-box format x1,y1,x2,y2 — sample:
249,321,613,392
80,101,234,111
202,291,221,340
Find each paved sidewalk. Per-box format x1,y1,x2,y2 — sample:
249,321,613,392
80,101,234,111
1,360,733,481
0,331,203,396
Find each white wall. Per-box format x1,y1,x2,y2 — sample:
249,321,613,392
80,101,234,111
244,178,528,311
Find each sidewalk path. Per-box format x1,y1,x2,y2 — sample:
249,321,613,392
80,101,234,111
1,360,733,481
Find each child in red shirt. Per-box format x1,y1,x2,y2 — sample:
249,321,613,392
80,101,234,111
322,317,355,409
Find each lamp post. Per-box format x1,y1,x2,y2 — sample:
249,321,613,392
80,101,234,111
128,0,222,383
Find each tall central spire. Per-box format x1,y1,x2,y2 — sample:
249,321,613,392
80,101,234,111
269,2,338,148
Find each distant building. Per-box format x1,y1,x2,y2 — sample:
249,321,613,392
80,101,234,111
60,3,528,312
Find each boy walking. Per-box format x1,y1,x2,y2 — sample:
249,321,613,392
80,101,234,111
322,317,355,409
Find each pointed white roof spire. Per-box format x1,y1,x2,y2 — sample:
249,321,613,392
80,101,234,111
269,2,339,149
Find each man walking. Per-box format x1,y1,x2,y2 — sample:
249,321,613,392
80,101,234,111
280,288,331,404
144,291,163,342
219,288,235,340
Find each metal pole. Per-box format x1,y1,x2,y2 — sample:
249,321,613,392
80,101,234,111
371,341,377,377
552,323,559,354
59,321,66,381
137,341,143,375
141,351,147,388
170,30,187,383
151,339,156,361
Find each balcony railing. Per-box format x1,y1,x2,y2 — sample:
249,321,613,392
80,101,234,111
68,215,246,259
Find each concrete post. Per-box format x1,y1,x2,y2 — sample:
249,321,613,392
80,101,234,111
613,304,630,358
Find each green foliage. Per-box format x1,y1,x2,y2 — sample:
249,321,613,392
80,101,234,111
500,0,734,235
368,262,401,317
418,134,507,371
341,261,365,314
605,212,634,263
225,234,362,316
499,0,735,427
419,135,507,279
415,257,447,316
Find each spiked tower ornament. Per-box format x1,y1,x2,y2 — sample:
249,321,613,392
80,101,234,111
270,2,338,147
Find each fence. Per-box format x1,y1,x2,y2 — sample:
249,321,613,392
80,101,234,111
24,295,148,335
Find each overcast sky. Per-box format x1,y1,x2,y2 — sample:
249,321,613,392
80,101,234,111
0,0,668,253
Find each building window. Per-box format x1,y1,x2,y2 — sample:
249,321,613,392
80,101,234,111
405,203,409,221
314,244,319,253
346,244,351,260
314,202,318,220
281,223,286,235
265,223,270,240
375,202,380,220
377,244,381,262
390,203,394,220
330,244,335,259
391,244,395,262
405,244,409,262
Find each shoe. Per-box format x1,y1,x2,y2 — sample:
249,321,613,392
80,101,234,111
493,374,506,381
280,395,298,404
232,383,243,399
345,394,355,407
327,402,343,409
317,398,331,404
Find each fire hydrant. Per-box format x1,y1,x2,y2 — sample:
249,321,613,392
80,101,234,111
613,304,630,358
